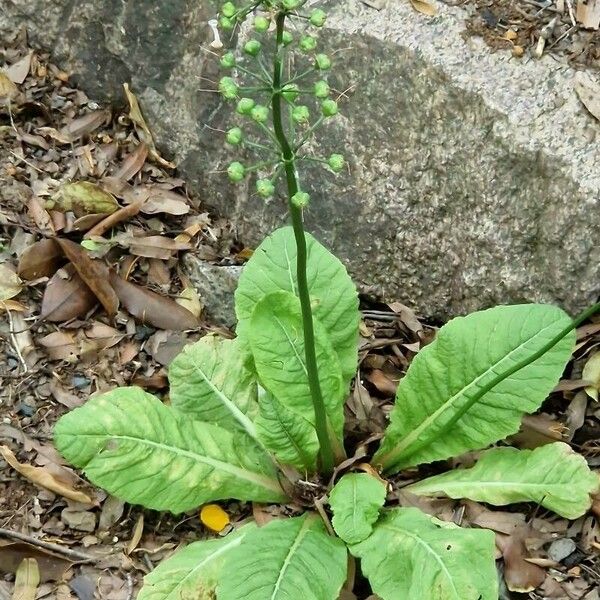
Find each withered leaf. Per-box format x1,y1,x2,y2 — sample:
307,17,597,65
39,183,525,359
5,52,33,84
57,109,110,142
17,239,63,280
113,143,148,181
0,542,71,582
27,197,54,236
575,72,600,122
38,331,79,362
109,270,199,330
55,238,119,317
0,264,22,301
41,264,97,322
115,234,191,260
0,70,19,102
0,446,94,505
409,0,437,16
47,182,119,217
141,189,190,216
12,558,39,600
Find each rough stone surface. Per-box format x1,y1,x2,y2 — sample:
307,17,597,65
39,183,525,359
3,0,600,319
183,259,241,327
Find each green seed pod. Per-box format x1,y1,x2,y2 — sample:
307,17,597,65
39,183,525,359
256,179,275,198
281,83,300,103
291,191,310,208
219,15,234,30
299,35,317,53
310,9,327,27
221,2,236,17
220,52,236,69
292,105,310,124
315,53,332,70
328,153,344,172
226,127,243,145
227,161,245,182
218,76,238,100
282,31,293,46
251,105,269,123
321,98,338,117
282,0,302,9
314,80,330,98
254,15,270,32
244,39,262,56
236,97,255,114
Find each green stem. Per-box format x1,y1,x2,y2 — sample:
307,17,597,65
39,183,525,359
271,11,335,475
379,301,600,472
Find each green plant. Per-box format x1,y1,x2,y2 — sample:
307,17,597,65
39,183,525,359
53,2,600,599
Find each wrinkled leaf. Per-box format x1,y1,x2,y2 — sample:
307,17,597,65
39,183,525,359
169,336,258,436
329,473,387,544
12,559,39,600
38,331,79,362
254,388,319,472
235,226,359,387
407,442,599,519
218,514,347,600
47,182,119,217
5,52,32,84
375,304,575,472
583,351,600,400
350,508,498,600
17,239,63,280
0,265,22,301
41,265,97,322
409,0,437,16
109,270,199,330
115,234,190,260
0,446,94,504
138,524,255,600
249,290,345,444
0,542,71,582
55,238,119,317
54,387,286,512
0,70,19,101
175,286,202,318
58,110,110,142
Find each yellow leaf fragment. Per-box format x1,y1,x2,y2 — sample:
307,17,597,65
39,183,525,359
0,265,22,301
46,181,119,217
583,352,600,401
12,558,39,600
409,0,437,17
200,504,231,533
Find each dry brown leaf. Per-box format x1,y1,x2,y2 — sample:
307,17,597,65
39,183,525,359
575,72,600,122
577,0,600,29
0,265,22,301
113,143,148,181
47,181,119,217
12,558,39,600
70,213,107,232
0,446,94,504
176,286,203,319
5,52,33,84
41,264,97,322
55,238,119,317
85,322,125,349
511,414,566,449
365,369,398,396
109,270,199,330
409,0,437,16
58,109,110,142
83,197,146,239
116,234,191,260
27,197,55,236
126,514,144,555
565,391,588,441
0,542,71,582
123,83,175,169
17,239,63,280
0,70,19,101
141,189,190,216
0,300,27,313
38,331,79,361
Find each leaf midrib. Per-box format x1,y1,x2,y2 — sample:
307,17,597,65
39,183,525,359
76,433,282,494
412,479,575,494
383,318,561,466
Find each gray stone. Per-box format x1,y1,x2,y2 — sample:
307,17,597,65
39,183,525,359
547,538,576,562
3,0,600,319
183,258,241,327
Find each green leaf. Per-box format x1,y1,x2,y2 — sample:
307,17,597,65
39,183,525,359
254,388,319,472
235,226,359,386
350,508,498,600
169,335,258,437
249,290,345,441
217,514,347,600
138,524,255,600
329,473,387,544
54,387,286,512
374,304,575,472
406,442,599,519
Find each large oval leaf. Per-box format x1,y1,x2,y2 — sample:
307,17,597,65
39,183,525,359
374,304,575,472
255,388,319,472
217,514,347,600
249,291,345,445
235,226,359,386
138,524,255,600
350,508,498,600
169,335,258,438
407,442,599,519
54,387,286,512
329,473,387,544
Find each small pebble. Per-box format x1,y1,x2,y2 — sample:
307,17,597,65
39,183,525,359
72,375,90,389
547,538,576,562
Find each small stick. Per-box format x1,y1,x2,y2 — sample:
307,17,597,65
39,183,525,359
84,197,145,238
0,527,95,562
